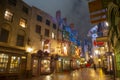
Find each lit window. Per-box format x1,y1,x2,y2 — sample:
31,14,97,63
52,32,55,39
4,10,13,21
19,18,27,28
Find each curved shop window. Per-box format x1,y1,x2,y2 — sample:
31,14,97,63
40,59,51,74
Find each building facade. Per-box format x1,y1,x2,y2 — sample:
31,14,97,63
88,0,113,72
107,1,120,79
0,0,82,78
0,0,31,78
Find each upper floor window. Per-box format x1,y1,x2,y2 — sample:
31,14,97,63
16,34,24,47
36,25,41,34
46,19,50,26
22,6,29,14
53,23,56,29
37,15,42,22
0,28,9,42
19,18,27,28
8,0,17,6
45,29,49,37
4,10,13,21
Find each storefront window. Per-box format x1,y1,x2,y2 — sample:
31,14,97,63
9,56,20,73
41,59,50,73
32,59,38,75
0,53,9,72
63,60,70,70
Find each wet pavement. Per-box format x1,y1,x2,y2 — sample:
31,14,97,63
22,68,113,80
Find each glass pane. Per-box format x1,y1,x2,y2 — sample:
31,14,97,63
9,56,20,73
0,53,9,72
41,60,50,73
0,28,9,42
4,10,13,21
19,18,26,28
32,59,38,75
16,35,24,47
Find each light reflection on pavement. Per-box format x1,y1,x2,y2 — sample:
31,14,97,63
23,68,112,80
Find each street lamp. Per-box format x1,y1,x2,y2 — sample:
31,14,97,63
26,47,33,53
105,21,109,26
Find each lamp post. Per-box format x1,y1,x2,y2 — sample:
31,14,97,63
26,47,33,78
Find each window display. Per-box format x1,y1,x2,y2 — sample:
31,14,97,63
9,56,20,73
32,59,38,75
0,53,9,72
41,60,50,73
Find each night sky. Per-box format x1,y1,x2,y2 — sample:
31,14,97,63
23,0,91,40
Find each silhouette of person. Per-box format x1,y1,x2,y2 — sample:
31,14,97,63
93,63,96,70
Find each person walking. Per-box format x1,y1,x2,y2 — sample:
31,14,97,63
93,63,96,70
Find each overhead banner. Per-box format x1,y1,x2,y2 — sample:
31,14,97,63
88,0,102,13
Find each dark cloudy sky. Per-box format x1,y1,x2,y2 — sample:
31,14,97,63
23,0,91,40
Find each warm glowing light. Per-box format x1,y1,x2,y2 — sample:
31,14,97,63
44,60,47,63
112,53,114,56
95,50,99,54
90,55,93,58
52,32,55,39
98,59,101,62
26,47,33,52
21,56,26,59
63,46,67,55
19,18,26,28
58,58,61,61
85,61,87,64
105,22,109,26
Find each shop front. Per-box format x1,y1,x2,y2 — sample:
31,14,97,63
0,45,27,79
60,56,71,71
40,58,51,74
31,52,52,76
31,56,39,76
55,59,63,72
102,52,114,74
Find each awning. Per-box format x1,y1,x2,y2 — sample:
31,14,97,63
96,36,108,42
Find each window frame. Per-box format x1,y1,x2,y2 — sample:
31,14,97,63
37,15,42,22
22,5,29,14
35,25,41,34
53,23,56,29
46,19,50,26
16,34,25,47
44,29,49,37
4,10,13,22
19,18,27,28
0,28,9,42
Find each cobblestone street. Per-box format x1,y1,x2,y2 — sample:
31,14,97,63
22,68,113,80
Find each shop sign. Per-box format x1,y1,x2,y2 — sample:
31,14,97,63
94,40,104,46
